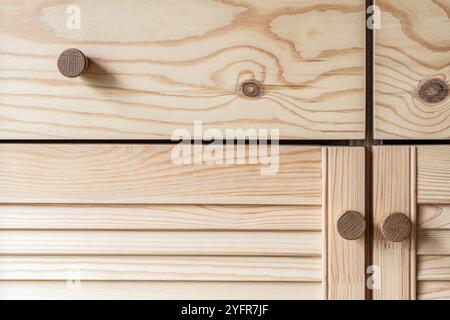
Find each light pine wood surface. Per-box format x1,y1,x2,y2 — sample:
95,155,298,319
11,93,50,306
324,147,366,300
418,230,450,255
418,256,450,281
0,145,322,204
0,0,365,140
375,0,450,139
418,281,450,300
419,205,450,229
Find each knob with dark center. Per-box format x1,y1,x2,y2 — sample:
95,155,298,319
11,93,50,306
381,212,412,242
418,78,448,104
57,48,89,78
337,210,366,240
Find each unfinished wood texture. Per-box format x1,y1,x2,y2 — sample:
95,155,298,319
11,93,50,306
0,281,322,300
374,0,450,139
417,146,450,204
373,147,416,300
419,205,450,229
381,212,412,243
418,256,450,281
0,256,321,282
0,145,321,205
0,230,321,256
418,230,450,255
418,281,450,300
325,147,365,300
0,204,321,231
57,48,89,78
0,0,366,140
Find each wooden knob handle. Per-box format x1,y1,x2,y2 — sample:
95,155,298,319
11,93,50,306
381,212,412,242
57,48,89,78
337,211,366,240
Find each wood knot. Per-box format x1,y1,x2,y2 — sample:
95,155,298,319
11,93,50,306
57,48,89,78
381,212,411,242
337,211,366,240
240,82,263,98
418,78,448,104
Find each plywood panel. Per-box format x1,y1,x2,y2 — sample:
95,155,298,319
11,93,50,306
373,146,416,300
419,205,450,229
0,0,365,140
375,0,450,139
0,256,321,282
418,230,450,255
0,230,321,256
325,147,365,300
0,204,321,230
0,145,322,205
418,281,450,300
418,256,450,281
0,281,322,300
417,146,450,204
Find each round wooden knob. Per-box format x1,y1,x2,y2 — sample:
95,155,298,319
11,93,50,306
381,213,411,242
337,211,366,240
57,48,89,78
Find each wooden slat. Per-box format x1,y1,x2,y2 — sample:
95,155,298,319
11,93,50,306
418,146,450,204
418,281,450,300
0,281,321,300
419,205,450,229
374,0,450,139
0,0,365,140
0,145,321,205
0,204,321,230
325,147,365,300
418,230,450,255
418,256,450,281
373,146,415,300
0,256,321,282
0,230,321,256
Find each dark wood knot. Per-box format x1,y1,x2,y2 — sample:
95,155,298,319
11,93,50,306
381,212,411,242
240,82,262,98
57,48,89,78
337,210,366,240
418,78,448,104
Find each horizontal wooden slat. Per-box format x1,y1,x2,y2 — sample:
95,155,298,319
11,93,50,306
418,230,450,255
418,256,450,281
419,205,450,229
418,146,450,204
0,230,321,256
0,256,321,282
418,281,450,300
0,204,321,230
0,281,321,300
0,145,321,204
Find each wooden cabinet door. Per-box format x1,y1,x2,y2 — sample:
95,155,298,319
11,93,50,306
373,146,450,300
0,145,366,299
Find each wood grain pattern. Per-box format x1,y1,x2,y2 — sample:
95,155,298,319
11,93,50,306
325,147,365,299
373,146,415,300
0,0,366,140
375,0,450,139
418,230,450,255
418,281,450,300
417,146,450,204
418,256,450,281
0,230,321,256
0,281,322,300
0,145,322,204
0,255,321,282
419,205,450,229
0,204,321,230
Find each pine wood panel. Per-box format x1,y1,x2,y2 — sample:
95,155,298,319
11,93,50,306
418,230,450,255
325,147,365,300
419,205,450,229
0,255,321,282
418,281,450,300
418,256,450,281
0,204,321,231
373,146,416,300
417,146,450,204
375,0,450,139
0,230,321,256
0,281,322,300
0,145,321,205
0,0,365,140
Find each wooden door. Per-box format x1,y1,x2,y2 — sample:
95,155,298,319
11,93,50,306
373,146,450,300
